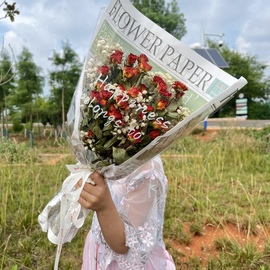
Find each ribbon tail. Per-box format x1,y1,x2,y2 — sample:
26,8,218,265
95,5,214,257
54,194,68,270
52,168,93,269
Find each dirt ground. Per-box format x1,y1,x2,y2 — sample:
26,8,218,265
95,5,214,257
170,222,270,265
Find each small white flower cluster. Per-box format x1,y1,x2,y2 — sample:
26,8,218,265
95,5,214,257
96,38,122,61
81,93,90,105
109,90,152,140
142,71,174,86
80,130,96,151
85,58,99,89
85,38,123,89
177,106,190,119
153,71,174,85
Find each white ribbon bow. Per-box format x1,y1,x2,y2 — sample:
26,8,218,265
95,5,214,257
52,164,95,270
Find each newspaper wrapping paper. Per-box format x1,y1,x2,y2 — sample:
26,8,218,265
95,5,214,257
68,0,247,180
39,0,248,269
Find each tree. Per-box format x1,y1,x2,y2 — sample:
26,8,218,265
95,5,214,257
0,50,15,136
211,44,270,119
34,96,51,127
0,1,20,137
0,1,19,21
48,41,82,132
130,0,186,40
8,47,44,130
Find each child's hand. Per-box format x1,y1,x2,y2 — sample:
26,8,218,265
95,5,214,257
77,172,114,214
77,172,129,254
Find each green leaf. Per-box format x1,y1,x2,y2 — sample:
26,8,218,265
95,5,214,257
113,147,130,164
103,130,113,136
90,121,103,139
167,99,179,111
81,117,89,128
140,135,151,146
102,123,113,132
96,160,111,167
118,137,127,146
87,107,93,118
95,137,107,147
103,136,118,149
156,110,167,117
166,111,180,119
126,144,136,151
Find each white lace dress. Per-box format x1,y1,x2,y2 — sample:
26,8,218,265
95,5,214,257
81,155,175,270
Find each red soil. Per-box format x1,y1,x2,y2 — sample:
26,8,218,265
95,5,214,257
169,222,270,265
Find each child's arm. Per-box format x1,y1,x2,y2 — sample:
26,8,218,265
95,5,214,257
77,172,129,255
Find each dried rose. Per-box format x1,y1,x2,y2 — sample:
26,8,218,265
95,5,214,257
98,65,110,76
127,86,141,98
148,129,161,139
110,50,124,64
128,129,142,143
123,66,140,79
137,60,152,72
156,99,168,110
126,53,137,66
108,104,123,120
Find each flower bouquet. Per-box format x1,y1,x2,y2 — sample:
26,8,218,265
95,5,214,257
77,37,190,170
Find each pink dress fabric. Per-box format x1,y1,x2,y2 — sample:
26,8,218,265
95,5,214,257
81,155,176,270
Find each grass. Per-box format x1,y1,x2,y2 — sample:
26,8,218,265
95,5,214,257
0,127,270,269
162,128,270,269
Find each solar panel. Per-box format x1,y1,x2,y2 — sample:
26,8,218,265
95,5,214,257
193,48,229,68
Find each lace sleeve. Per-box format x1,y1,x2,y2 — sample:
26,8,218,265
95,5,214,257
112,156,167,269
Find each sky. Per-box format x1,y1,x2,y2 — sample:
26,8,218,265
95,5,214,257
0,0,269,96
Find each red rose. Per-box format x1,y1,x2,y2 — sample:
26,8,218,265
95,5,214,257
157,99,168,110
176,91,185,99
126,53,137,66
108,105,123,120
87,130,95,138
146,105,154,112
98,65,110,76
117,84,126,92
100,89,113,100
148,129,161,139
153,75,165,85
127,86,141,98
99,99,107,107
158,82,172,97
152,119,170,131
128,129,142,143
123,66,140,79
172,81,188,91
90,90,100,102
152,76,171,97
138,83,147,92
137,54,149,63
116,95,130,110
172,81,188,98
96,81,105,91
110,50,124,64
137,60,152,72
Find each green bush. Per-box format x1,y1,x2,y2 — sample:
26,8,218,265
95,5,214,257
0,138,37,164
12,118,24,133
